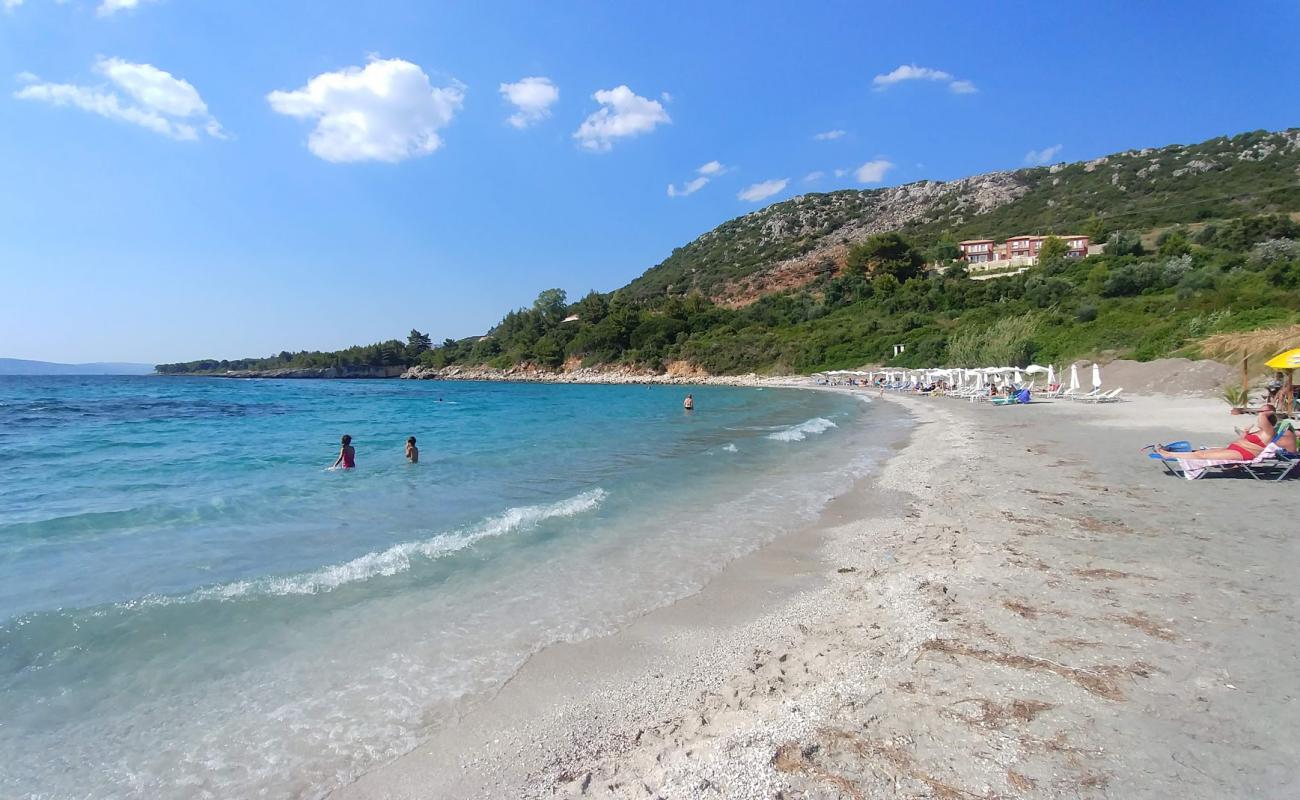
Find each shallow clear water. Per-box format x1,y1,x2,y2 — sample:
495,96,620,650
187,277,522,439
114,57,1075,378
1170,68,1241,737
0,376,903,799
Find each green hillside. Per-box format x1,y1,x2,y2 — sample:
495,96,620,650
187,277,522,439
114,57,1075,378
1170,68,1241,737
626,128,1300,301
158,128,1300,377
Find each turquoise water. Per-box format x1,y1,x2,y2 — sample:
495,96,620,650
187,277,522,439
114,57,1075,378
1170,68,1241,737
0,376,902,799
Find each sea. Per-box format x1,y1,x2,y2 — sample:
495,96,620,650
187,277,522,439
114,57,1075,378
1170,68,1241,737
0,376,904,799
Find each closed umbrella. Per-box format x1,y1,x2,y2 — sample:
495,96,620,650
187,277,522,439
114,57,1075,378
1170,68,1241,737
1047,364,1056,386
1092,363,1102,390
1069,364,1080,393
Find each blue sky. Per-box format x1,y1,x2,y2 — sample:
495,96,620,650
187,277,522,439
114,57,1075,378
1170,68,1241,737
1,0,1297,364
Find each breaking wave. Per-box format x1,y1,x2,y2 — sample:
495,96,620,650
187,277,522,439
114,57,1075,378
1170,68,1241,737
130,489,608,606
767,417,837,442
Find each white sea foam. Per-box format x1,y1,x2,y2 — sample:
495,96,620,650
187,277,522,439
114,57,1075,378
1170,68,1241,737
722,443,739,452
767,417,837,442
133,489,607,606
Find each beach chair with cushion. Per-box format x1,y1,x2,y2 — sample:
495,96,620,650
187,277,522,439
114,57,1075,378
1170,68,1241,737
1241,447,1300,481
1148,421,1295,480
1149,442,1281,480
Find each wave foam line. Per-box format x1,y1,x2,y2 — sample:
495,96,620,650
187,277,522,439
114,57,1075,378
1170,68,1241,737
131,489,607,607
767,417,837,442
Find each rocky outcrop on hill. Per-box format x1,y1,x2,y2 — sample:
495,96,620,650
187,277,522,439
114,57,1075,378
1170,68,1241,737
627,172,1030,305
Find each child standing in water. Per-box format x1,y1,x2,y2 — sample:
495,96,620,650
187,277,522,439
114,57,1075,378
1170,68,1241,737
332,435,356,470
405,436,419,464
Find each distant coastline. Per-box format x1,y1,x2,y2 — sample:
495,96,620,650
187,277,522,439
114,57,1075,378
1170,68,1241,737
0,358,154,376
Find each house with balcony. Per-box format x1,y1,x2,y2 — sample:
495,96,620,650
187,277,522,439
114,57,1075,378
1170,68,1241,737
955,234,1091,278
957,239,997,264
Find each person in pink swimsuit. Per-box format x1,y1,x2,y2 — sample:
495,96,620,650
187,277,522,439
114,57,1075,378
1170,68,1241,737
332,434,356,470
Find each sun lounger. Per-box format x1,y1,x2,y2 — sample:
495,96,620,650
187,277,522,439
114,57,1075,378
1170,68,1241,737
1241,447,1300,481
1080,388,1124,403
1150,442,1281,480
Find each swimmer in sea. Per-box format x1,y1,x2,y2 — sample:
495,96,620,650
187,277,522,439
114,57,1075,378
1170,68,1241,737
332,434,356,470
683,394,694,410
406,436,419,464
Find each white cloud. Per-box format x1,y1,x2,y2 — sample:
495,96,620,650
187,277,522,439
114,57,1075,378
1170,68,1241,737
667,176,708,198
14,57,224,141
668,160,727,197
1024,144,1063,165
833,168,847,178
98,0,155,16
803,170,825,183
499,76,558,129
573,85,670,152
660,91,673,103
737,178,788,203
268,57,464,163
872,64,976,94
4,0,25,12
813,129,846,141
854,159,894,184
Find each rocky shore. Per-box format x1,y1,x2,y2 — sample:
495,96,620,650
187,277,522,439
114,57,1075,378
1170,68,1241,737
399,363,810,387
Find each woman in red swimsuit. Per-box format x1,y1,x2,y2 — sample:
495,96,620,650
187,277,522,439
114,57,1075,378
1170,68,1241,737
331,434,356,470
1156,405,1288,461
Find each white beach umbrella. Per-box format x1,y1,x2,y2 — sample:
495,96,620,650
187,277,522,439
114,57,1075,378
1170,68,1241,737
1013,367,1022,385
1091,363,1102,390
1069,363,1080,392
1024,364,1047,375
1047,364,1056,385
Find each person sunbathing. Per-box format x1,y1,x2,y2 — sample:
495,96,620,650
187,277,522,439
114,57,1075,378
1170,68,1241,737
1155,405,1290,460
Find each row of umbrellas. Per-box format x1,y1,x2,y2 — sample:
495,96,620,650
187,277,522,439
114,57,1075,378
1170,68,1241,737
818,363,1105,392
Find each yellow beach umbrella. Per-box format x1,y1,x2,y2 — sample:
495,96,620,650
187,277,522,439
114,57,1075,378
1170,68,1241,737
1265,349,1300,369
1265,349,1300,415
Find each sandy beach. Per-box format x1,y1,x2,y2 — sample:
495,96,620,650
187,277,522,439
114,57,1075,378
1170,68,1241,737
333,387,1298,799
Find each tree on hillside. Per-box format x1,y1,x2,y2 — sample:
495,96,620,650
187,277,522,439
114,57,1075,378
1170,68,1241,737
1107,230,1145,257
846,232,924,282
1037,236,1069,263
926,237,961,264
575,291,610,325
1156,229,1191,257
533,288,569,324
407,329,432,354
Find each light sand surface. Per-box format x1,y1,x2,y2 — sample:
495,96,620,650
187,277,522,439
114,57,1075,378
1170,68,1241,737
332,391,1299,799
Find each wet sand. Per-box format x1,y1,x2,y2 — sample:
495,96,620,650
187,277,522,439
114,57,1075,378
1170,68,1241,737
333,390,1299,799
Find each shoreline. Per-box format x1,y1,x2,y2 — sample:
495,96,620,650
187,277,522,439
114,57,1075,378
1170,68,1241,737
330,388,915,799
333,388,1300,798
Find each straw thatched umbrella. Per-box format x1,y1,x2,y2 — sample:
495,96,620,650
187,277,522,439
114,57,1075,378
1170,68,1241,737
1200,324,1300,397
